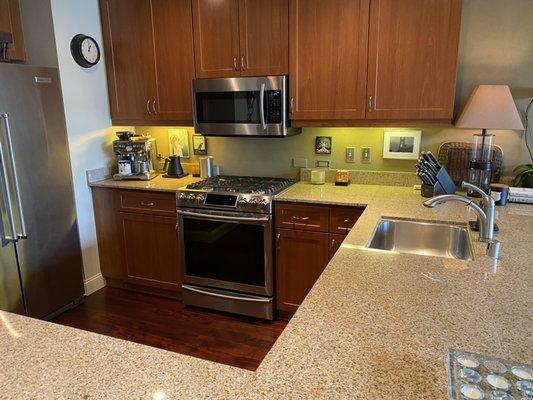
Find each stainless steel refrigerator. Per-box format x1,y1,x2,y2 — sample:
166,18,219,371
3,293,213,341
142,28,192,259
0,64,84,319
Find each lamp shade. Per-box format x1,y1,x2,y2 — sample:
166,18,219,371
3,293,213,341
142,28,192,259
455,85,524,130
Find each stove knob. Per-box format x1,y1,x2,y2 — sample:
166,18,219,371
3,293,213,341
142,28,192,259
238,198,248,205
187,194,196,201
178,193,187,200
258,198,268,206
249,197,261,205
196,194,205,203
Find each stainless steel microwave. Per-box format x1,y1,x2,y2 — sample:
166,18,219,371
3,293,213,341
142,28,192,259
192,75,299,137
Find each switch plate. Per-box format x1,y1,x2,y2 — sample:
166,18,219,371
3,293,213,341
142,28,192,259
293,157,308,168
361,147,372,163
345,147,355,163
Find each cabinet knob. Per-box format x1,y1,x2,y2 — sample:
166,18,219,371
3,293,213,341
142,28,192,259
233,56,239,71
140,202,155,207
240,56,246,71
343,219,350,224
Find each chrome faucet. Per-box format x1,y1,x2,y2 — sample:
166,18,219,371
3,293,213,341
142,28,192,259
423,182,500,258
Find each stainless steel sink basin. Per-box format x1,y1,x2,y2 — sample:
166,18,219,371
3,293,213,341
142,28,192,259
365,218,474,260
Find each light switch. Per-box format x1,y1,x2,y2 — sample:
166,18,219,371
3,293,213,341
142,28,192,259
361,147,372,163
345,147,355,163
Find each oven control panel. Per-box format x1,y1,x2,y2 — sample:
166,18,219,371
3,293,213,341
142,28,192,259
176,190,272,213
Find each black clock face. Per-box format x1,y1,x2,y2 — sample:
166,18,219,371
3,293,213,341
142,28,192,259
70,34,100,68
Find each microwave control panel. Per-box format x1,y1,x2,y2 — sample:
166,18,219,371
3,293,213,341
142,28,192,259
266,90,282,124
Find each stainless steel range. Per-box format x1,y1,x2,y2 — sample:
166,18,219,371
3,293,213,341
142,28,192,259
176,176,294,319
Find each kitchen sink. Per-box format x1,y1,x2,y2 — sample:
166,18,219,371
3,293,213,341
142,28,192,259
365,218,474,260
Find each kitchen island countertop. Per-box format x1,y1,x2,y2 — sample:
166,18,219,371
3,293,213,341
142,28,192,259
1,182,532,399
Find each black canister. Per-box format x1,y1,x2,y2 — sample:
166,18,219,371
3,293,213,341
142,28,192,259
490,183,509,206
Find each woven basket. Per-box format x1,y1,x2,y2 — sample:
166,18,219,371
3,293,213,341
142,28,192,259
437,142,503,185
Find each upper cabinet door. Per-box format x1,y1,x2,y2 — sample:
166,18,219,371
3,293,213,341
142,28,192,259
367,0,462,120
289,0,369,120
0,0,26,61
192,0,241,78
238,0,288,77
100,0,157,121
151,0,196,121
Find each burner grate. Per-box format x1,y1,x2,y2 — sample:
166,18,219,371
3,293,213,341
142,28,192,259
186,176,294,195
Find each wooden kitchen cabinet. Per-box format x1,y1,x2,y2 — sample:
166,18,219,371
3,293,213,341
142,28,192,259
366,0,462,120
289,0,370,120
192,0,288,78
92,187,182,298
0,0,26,61
100,0,195,124
275,202,365,315
192,0,240,78
118,212,181,291
238,0,288,77
275,228,330,314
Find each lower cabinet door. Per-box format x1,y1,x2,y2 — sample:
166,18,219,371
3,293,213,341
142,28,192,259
275,228,329,313
118,212,181,291
329,233,346,260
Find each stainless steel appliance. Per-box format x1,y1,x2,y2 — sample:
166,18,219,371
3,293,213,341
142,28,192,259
192,75,300,137
0,64,84,319
176,176,295,319
113,136,158,180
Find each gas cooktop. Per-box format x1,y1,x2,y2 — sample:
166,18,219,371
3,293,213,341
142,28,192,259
185,176,294,195
177,176,295,214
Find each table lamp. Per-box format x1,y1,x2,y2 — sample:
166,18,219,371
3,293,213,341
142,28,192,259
455,85,524,195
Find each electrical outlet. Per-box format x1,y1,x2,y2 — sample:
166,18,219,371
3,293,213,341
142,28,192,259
293,157,308,168
361,147,372,163
316,160,330,168
345,147,355,163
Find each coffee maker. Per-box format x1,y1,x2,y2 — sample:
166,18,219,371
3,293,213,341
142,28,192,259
112,133,158,181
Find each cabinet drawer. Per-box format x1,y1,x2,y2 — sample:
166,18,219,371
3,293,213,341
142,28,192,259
329,206,364,234
275,203,329,232
118,190,176,216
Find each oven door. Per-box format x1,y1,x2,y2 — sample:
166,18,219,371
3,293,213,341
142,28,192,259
192,76,287,137
177,208,273,296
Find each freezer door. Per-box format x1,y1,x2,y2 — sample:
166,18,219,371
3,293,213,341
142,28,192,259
0,64,84,319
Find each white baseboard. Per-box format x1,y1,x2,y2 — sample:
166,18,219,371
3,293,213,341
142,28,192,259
84,273,106,295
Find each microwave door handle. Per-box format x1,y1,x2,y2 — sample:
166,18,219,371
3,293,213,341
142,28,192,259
259,83,266,130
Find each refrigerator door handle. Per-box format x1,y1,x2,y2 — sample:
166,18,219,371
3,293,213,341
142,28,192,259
1,113,27,238
0,114,18,245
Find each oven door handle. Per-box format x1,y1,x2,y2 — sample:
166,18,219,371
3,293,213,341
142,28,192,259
182,285,271,303
259,82,267,130
177,209,270,223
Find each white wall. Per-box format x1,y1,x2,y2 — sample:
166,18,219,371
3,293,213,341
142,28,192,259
49,0,118,294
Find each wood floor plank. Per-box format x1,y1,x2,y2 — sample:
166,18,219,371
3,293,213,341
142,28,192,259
52,287,286,371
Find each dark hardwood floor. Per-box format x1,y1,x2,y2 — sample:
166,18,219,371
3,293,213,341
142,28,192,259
53,287,287,371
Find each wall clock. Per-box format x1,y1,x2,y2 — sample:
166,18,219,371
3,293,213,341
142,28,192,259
70,34,100,68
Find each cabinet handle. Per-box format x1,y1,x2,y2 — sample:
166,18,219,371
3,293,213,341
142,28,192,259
240,56,246,71
146,100,152,115
331,238,336,249
292,216,309,222
151,100,157,115
290,97,294,115
233,56,239,71
368,96,373,111
140,202,155,207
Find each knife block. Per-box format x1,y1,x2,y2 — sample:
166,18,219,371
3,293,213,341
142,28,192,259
420,167,456,198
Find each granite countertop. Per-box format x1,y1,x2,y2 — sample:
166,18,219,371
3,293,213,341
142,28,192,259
88,174,201,192
2,182,532,399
